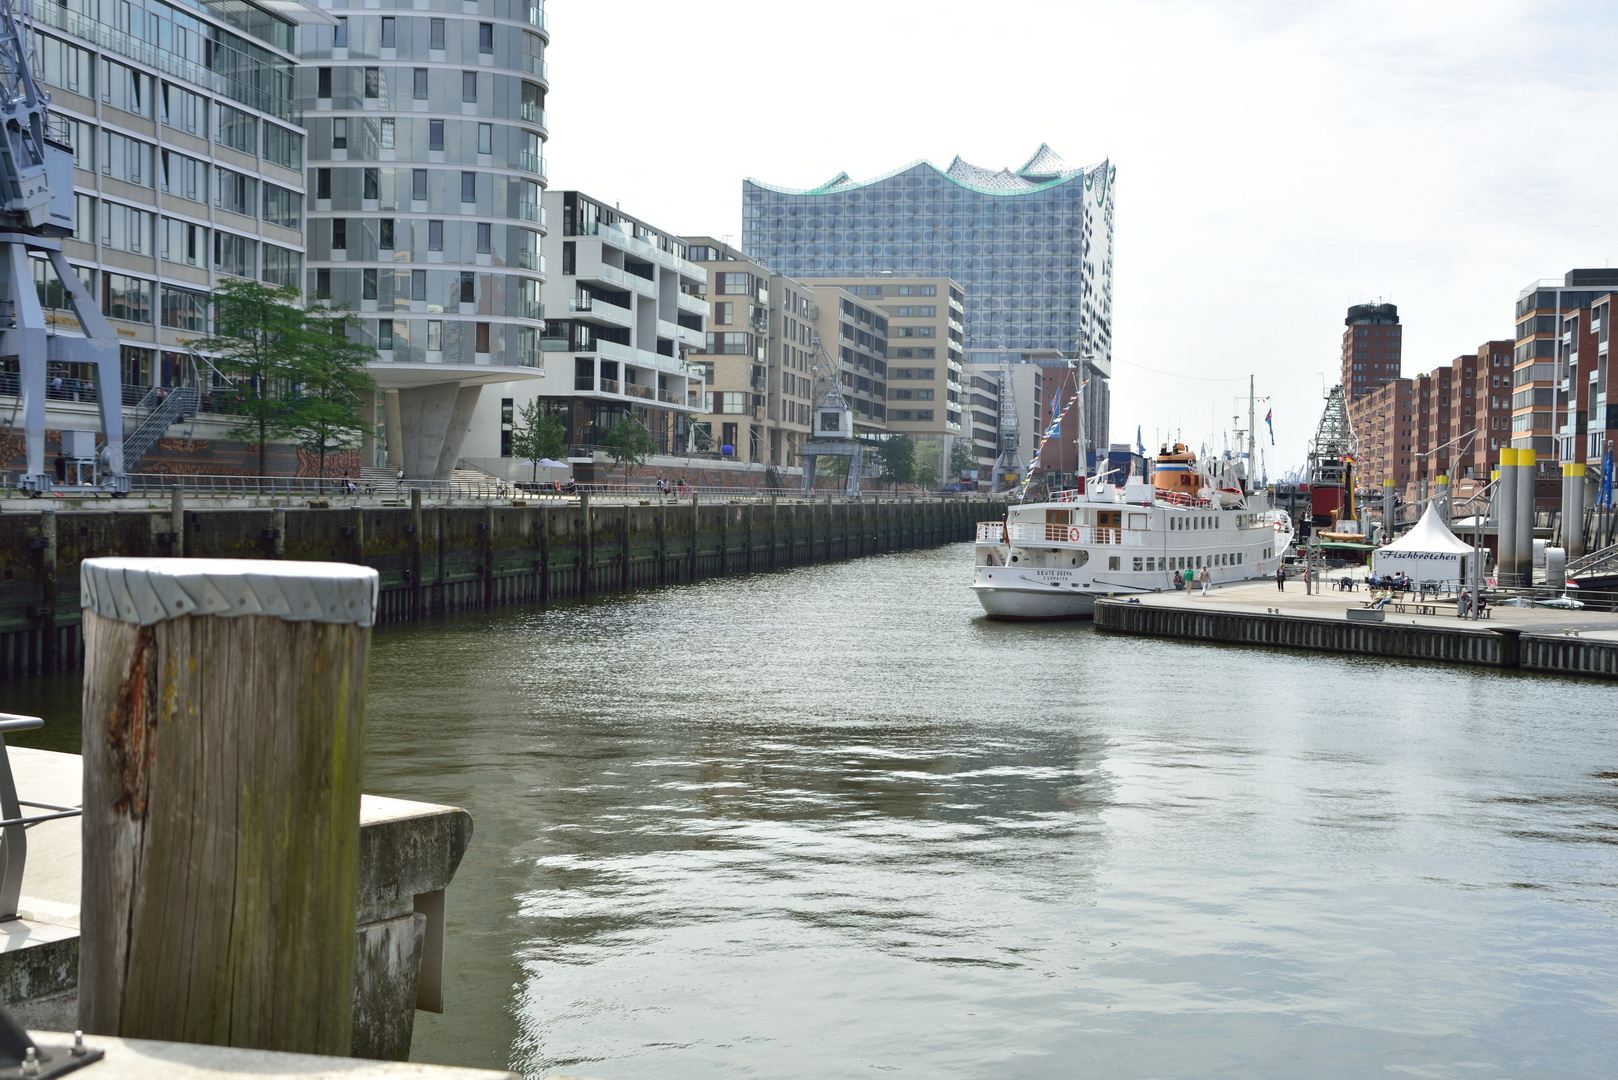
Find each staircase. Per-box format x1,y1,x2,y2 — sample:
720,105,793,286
1566,541,1618,580
123,386,197,469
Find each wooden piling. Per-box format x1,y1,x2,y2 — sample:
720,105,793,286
77,557,379,1055
38,509,57,673
409,490,423,620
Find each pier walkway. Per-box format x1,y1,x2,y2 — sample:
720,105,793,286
1095,577,1618,679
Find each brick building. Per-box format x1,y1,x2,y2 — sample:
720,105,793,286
1342,303,1403,404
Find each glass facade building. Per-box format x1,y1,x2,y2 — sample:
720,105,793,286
743,144,1114,458
300,0,548,370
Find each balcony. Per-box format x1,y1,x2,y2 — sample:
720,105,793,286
600,378,619,395
623,382,654,401
677,291,709,317
517,300,544,321
517,249,544,271
574,374,594,391
523,54,548,80
521,104,547,129
593,263,631,289
525,0,546,29
656,318,678,341
595,338,633,362
573,295,632,327
541,336,572,351
518,201,542,224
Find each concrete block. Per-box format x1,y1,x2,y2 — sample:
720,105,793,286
1346,607,1385,622
352,912,426,1061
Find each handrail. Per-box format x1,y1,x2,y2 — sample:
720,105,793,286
1,712,81,922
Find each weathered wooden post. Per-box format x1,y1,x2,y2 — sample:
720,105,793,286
78,557,378,1055
37,508,57,673
580,491,593,594
409,489,423,620
170,488,185,556
538,504,551,605
483,505,496,609
689,493,699,581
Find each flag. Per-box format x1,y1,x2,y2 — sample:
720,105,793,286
1050,393,1059,418
1043,418,1062,438
1264,409,1274,445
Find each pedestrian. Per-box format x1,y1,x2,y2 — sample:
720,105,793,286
1276,564,1285,591
396,466,406,494
656,477,667,496
49,374,63,397
1198,564,1211,596
1456,589,1470,617
345,471,357,496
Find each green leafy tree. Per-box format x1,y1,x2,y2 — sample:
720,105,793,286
600,417,657,478
510,399,568,482
191,278,306,475
949,439,977,479
914,440,941,490
288,307,378,488
875,435,916,491
815,453,848,486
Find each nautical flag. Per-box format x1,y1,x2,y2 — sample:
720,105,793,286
1050,393,1059,418
1264,409,1274,445
1044,418,1062,438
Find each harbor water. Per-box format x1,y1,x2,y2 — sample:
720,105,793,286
10,543,1617,1078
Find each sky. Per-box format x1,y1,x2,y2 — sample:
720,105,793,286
544,0,1618,474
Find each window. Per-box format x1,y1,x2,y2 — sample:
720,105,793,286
71,194,94,242
36,35,94,97
101,132,153,186
331,218,347,249
712,302,733,325
161,219,205,266
430,18,446,50
400,265,426,305
102,273,153,322
160,83,206,136
428,220,443,251
477,323,491,353
427,320,443,351
413,68,428,99
718,272,750,295
101,59,151,117
263,124,301,169
897,286,914,296
379,219,395,250
460,171,476,203
561,240,574,273
462,72,478,102
332,117,348,150
706,332,752,354
378,320,394,350
317,66,332,98
478,123,492,156
479,22,494,52
262,184,301,228
59,118,94,171
334,17,348,48
476,222,491,253
101,202,153,254
380,118,395,150
459,271,475,304
412,169,428,201
263,244,302,286
316,268,331,297
363,268,378,300
364,68,380,99
429,120,444,151
160,151,207,203
364,167,379,201
160,286,208,331
381,17,396,48
316,168,331,200
920,285,936,295
213,168,257,216
216,104,255,153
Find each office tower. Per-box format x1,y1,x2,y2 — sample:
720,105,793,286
1341,303,1402,402
300,0,550,479
744,145,1114,460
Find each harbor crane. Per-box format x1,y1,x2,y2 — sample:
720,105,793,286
0,0,127,493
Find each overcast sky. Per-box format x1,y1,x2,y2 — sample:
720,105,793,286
546,0,1617,474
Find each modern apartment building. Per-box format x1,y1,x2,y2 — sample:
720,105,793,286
299,0,550,478
1341,303,1403,404
967,356,1045,486
456,189,706,477
744,145,1114,461
796,276,964,465
963,371,1000,477
681,237,811,472
1512,269,1618,462
806,286,889,434
25,0,308,405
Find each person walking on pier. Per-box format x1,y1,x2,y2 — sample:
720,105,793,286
1276,564,1285,591
1198,565,1211,596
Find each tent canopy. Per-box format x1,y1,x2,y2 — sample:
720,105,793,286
1380,503,1473,555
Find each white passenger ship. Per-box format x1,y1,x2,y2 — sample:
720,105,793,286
972,443,1296,620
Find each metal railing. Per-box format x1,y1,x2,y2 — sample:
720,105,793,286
1,713,82,922
123,387,198,468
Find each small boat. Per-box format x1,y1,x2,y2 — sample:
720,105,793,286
971,443,1295,620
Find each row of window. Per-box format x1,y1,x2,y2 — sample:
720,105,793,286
374,320,528,355
316,268,540,314
314,167,541,215
843,284,938,297
66,198,298,281
335,16,495,53
92,132,301,225
327,217,537,257
889,410,935,421
317,67,545,111
38,265,274,329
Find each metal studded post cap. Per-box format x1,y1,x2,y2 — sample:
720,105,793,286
80,558,379,627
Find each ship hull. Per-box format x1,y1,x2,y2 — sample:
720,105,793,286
972,581,1097,620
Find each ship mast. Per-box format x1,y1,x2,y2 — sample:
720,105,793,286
1247,374,1256,492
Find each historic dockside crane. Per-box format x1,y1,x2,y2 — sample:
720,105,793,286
1304,383,1355,534
0,0,127,493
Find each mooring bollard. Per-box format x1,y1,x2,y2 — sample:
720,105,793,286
77,557,379,1055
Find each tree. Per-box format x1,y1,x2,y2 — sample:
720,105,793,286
815,453,848,486
191,278,307,476
875,435,916,491
289,307,378,488
950,439,977,479
914,440,941,490
510,398,567,482
599,417,657,478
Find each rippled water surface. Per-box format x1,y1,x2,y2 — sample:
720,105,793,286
14,543,1618,1078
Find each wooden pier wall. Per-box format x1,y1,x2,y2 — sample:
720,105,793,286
1093,598,1618,680
0,496,994,677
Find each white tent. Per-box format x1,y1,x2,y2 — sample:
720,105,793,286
1372,503,1476,584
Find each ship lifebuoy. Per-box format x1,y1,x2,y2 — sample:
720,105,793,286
1273,520,1285,532
1068,525,1081,543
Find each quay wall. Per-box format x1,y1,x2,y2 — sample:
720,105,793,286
0,496,995,677
1093,599,1618,680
